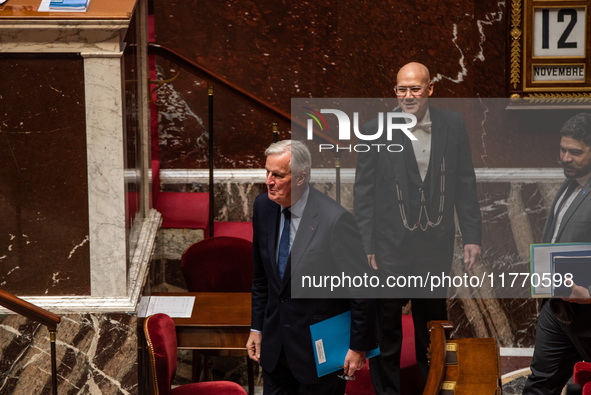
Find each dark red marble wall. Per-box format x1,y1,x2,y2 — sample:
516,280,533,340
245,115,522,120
152,0,577,170
0,54,90,296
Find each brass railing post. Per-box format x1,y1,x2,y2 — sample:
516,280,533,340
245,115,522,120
50,329,58,395
272,122,278,142
0,289,61,394
334,153,341,205
208,85,215,237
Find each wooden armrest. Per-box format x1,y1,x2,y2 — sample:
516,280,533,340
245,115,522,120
423,320,454,395
423,320,501,395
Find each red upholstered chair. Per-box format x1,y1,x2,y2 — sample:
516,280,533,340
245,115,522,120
144,313,247,395
151,159,252,240
181,236,253,293
181,236,255,392
574,362,591,395
399,314,423,394
213,222,253,242
152,159,210,230
346,314,422,395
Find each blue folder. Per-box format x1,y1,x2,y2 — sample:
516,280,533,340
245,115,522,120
49,0,89,10
309,311,380,377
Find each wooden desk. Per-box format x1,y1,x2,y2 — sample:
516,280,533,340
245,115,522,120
153,292,254,394
0,0,136,19
154,292,252,350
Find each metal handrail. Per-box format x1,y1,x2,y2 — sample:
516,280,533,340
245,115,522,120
148,42,292,123
147,42,342,203
0,289,60,395
147,42,337,145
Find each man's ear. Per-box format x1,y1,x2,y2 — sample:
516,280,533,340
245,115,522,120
296,172,307,186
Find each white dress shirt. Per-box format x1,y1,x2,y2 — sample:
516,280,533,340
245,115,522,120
410,109,432,181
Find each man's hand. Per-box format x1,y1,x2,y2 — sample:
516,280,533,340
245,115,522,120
342,350,366,377
463,244,481,270
246,331,262,362
562,283,591,304
367,254,378,270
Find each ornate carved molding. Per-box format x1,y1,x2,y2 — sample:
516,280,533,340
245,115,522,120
509,0,523,91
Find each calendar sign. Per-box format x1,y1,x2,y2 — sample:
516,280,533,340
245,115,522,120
507,0,591,102
533,7,586,57
532,64,585,81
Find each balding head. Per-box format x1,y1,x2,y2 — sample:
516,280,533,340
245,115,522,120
397,62,431,84
395,62,433,120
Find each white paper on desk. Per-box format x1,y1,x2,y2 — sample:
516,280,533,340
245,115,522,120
137,296,195,318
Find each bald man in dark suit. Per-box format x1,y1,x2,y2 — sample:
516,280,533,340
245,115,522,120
354,62,482,394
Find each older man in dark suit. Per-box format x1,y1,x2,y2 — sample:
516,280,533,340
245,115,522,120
246,140,376,394
523,113,591,395
353,62,482,393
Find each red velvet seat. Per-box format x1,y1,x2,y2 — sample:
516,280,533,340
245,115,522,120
181,236,253,292
152,159,253,239
152,159,210,230
346,314,422,395
181,236,255,393
575,361,591,395
213,221,253,242
144,313,247,395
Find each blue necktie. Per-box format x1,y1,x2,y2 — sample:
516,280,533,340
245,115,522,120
277,208,291,279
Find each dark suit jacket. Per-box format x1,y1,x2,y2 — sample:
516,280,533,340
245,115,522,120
543,177,591,243
354,106,481,267
541,176,591,334
251,187,376,383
